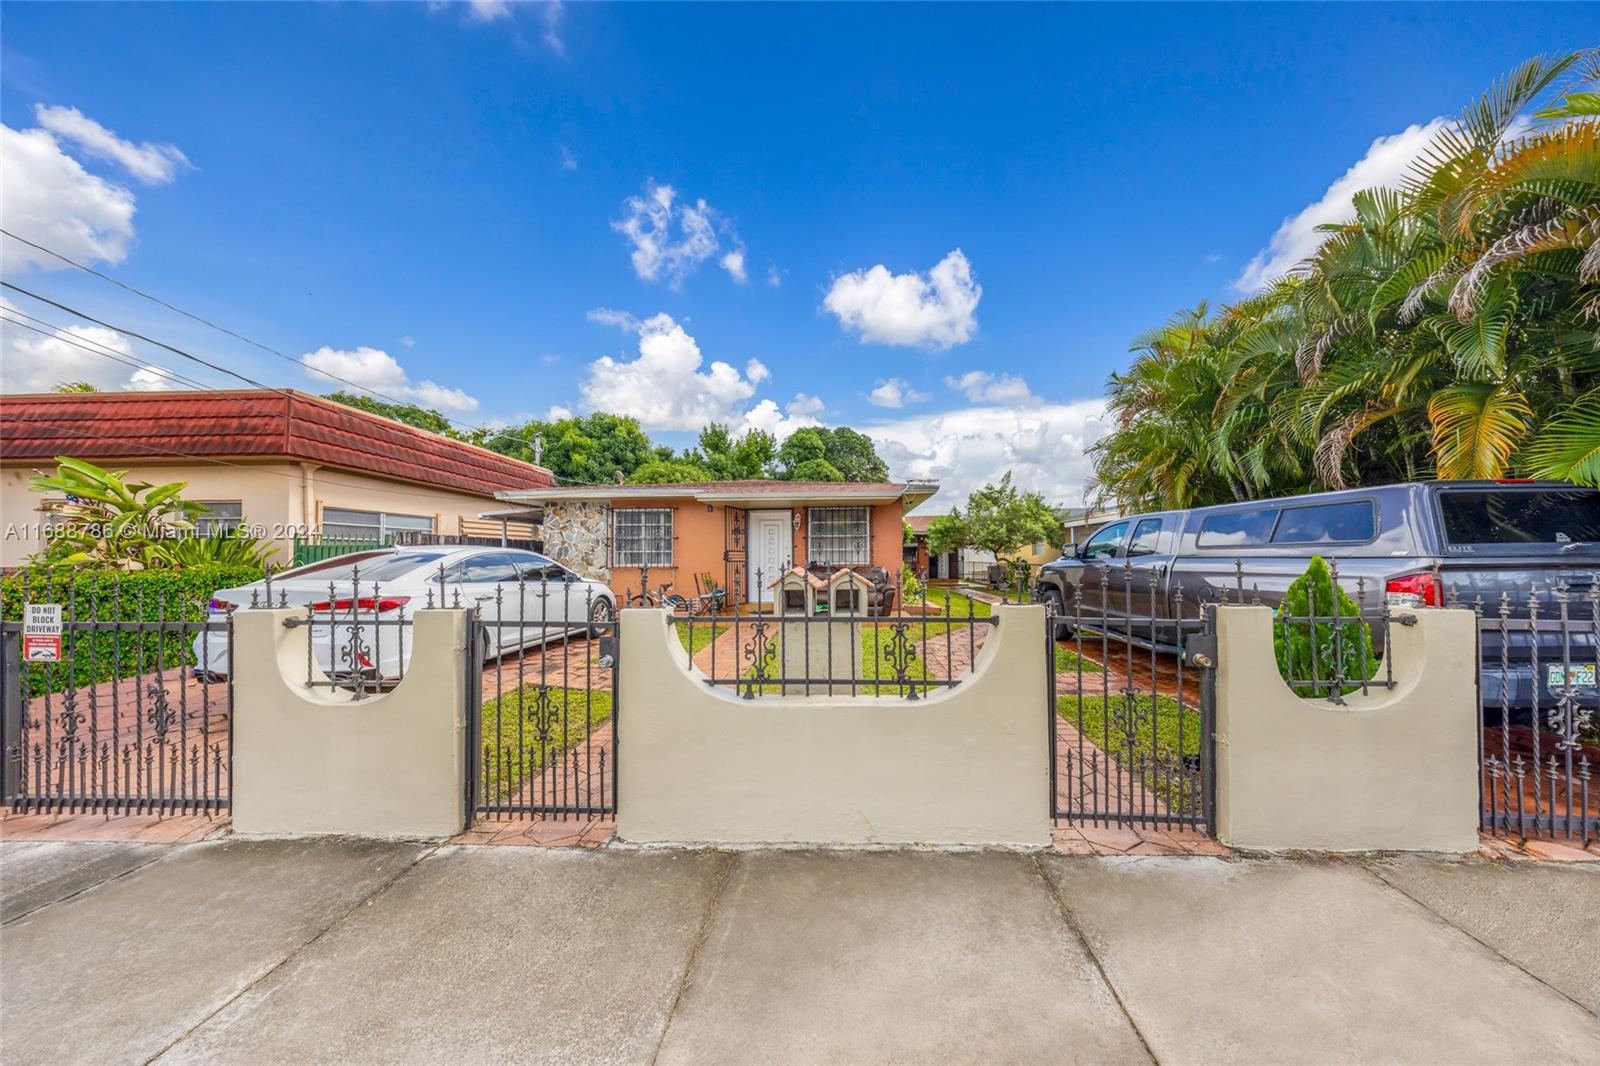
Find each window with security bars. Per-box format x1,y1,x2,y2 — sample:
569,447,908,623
614,508,674,566
808,506,870,566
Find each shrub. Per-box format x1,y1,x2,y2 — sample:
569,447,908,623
1272,554,1378,698
1,564,264,696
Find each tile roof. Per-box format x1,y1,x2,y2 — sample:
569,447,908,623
499,478,941,508
904,513,951,535
1,390,555,498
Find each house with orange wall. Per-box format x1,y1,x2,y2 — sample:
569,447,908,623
495,480,939,608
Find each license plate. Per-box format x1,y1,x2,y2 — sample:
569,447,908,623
1547,663,1597,689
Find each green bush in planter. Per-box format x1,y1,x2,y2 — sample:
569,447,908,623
1272,554,1379,699
1,563,264,697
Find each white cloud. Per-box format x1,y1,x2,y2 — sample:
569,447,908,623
560,145,578,171
575,312,816,439
611,181,745,288
299,346,479,412
739,394,824,440
767,264,783,288
0,299,178,393
586,307,641,331
400,335,416,347
465,1,511,21
540,0,566,55
546,404,574,421
868,377,929,409
943,370,1037,405
868,398,1112,510
33,105,191,185
0,124,136,271
823,249,981,350
1234,119,1450,293
579,313,762,430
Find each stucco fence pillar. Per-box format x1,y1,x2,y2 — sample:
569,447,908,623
617,604,1052,847
231,607,470,838
1213,604,1479,853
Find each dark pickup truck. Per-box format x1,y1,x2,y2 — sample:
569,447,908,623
1034,480,1600,711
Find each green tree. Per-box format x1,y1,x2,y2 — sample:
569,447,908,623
1091,49,1600,506
790,457,845,482
479,412,667,484
629,458,715,484
324,391,460,436
1273,555,1379,699
27,457,273,570
929,473,1062,589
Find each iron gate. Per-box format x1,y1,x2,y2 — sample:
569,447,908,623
1046,570,1216,834
463,578,619,821
2,575,233,815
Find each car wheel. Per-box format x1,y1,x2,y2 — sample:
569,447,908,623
1042,588,1072,641
588,596,615,637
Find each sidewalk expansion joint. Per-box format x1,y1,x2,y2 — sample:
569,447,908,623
2,848,176,928
1029,853,1161,1066
1355,858,1599,1020
649,850,737,1066
141,841,446,1066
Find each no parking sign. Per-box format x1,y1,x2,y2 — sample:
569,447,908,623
23,603,63,663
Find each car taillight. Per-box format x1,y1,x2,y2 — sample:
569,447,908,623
1385,573,1441,608
307,596,412,613
209,598,237,613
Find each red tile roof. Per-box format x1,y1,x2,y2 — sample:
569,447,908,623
904,513,950,535
1,390,555,497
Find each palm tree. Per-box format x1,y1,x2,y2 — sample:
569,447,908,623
1092,49,1600,509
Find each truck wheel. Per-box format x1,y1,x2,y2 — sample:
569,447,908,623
1042,589,1072,641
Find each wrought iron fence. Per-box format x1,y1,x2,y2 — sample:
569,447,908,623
663,567,999,701
1,570,231,815
1453,580,1598,845
1050,563,1212,832
281,562,617,821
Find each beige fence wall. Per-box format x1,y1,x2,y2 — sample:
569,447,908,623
1213,604,1479,853
617,605,1052,847
231,607,469,838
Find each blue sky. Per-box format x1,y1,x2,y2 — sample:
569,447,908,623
2,2,1595,507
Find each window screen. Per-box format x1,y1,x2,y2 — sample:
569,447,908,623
809,506,870,565
322,507,435,540
614,508,674,567
194,501,243,535
1197,509,1279,548
1271,501,1376,544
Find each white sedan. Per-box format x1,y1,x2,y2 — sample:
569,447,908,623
193,546,616,681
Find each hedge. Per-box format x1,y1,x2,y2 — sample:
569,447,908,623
2,564,264,697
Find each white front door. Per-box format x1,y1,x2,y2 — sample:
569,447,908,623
747,511,791,604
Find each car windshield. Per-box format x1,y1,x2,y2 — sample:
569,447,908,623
284,552,449,583
1438,489,1600,546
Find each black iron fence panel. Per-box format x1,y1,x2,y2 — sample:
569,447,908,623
281,562,618,822
659,566,1000,701
2,571,232,815
1049,561,1214,833
1452,581,1598,846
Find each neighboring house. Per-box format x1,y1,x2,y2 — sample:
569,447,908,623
0,390,555,568
901,513,996,582
497,480,939,608
1058,505,1125,551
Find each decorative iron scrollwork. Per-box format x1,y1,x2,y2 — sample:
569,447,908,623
883,622,920,699
742,620,777,699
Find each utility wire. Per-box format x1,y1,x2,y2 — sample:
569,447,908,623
1,231,589,481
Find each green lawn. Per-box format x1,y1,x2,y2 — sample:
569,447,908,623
740,626,936,696
675,620,730,656
478,684,613,800
1056,691,1202,812
918,587,993,619
1055,644,1104,674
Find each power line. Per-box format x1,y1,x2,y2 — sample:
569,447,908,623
1,310,227,397
0,231,588,481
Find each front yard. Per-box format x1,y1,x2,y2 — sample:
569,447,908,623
479,684,614,800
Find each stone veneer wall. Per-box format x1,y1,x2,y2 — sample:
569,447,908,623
544,501,611,581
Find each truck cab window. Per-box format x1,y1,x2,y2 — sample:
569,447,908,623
1128,518,1164,556
1081,521,1130,562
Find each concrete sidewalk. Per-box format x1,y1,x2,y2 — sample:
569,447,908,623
2,841,1597,1065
